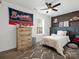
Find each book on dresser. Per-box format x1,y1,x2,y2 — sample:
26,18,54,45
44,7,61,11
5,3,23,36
16,25,32,50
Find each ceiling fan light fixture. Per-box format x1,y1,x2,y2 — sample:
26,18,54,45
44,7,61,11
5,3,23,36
48,8,52,12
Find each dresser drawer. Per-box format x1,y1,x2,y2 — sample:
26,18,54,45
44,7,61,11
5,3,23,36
18,27,31,31
18,30,31,33
16,27,32,50
17,36,32,40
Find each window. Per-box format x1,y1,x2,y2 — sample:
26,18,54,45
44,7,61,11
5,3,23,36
37,19,44,34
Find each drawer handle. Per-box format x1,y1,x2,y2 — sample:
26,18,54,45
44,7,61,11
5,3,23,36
28,38,31,40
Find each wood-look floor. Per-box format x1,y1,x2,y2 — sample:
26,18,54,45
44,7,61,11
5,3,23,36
0,43,79,59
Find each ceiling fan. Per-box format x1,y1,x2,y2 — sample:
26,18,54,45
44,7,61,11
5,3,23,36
41,2,61,13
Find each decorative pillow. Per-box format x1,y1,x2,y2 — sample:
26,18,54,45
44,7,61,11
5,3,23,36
76,35,79,38
73,37,79,42
68,43,78,48
57,30,67,36
51,33,57,36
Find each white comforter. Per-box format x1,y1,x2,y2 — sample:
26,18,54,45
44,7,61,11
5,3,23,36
41,35,70,56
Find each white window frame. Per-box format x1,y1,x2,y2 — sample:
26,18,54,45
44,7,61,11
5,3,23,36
37,19,44,35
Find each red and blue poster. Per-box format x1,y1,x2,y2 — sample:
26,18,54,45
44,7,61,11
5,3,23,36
8,7,33,26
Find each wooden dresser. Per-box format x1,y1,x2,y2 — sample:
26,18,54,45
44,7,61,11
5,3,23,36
16,27,32,50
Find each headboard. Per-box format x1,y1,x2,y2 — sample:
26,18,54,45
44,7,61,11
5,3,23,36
50,27,79,39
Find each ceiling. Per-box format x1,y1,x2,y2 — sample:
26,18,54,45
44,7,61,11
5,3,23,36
3,0,79,17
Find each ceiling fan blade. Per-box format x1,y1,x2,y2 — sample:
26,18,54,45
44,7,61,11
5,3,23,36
45,2,51,8
52,3,61,8
40,8,48,10
45,2,49,7
52,9,58,11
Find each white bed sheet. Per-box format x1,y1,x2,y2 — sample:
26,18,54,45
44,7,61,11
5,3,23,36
41,35,70,57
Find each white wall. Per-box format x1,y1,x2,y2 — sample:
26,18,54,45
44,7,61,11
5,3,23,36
34,13,51,42
0,1,51,52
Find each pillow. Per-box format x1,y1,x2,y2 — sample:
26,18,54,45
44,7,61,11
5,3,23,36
57,30,67,36
51,33,59,38
73,37,79,42
51,33,57,36
76,35,79,38
68,43,78,48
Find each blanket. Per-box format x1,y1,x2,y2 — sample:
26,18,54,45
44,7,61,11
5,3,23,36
41,35,70,57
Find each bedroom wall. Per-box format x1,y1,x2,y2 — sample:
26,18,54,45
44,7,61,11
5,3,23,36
0,1,51,52
51,11,79,36
51,11,79,27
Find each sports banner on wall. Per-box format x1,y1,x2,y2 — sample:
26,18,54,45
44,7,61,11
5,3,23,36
8,7,33,26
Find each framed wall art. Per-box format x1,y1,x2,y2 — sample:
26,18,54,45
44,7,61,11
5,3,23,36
8,7,33,26
59,22,64,27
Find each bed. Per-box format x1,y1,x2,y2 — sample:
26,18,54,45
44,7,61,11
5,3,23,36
41,31,70,57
